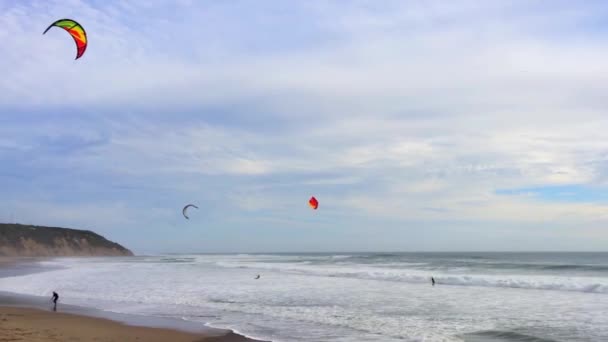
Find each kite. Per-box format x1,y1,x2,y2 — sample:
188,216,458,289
182,204,199,220
43,19,88,60
308,196,319,210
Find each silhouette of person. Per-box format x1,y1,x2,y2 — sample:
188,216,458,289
431,277,435,286
52,291,59,311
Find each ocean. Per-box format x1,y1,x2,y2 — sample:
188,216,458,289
0,252,606,341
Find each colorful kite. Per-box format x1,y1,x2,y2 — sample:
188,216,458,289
43,19,88,60
308,196,319,210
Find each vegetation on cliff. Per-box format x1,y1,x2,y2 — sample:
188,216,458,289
0,223,133,257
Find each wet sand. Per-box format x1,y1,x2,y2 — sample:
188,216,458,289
0,257,35,268
0,257,50,278
0,306,253,341
0,258,267,342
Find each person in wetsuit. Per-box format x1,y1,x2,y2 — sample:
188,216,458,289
52,292,59,311
431,277,435,286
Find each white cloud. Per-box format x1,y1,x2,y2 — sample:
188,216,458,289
2,1,608,249
6,200,136,230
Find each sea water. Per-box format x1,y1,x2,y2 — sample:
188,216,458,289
0,253,606,341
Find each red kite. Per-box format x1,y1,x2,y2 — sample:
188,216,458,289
308,196,319,210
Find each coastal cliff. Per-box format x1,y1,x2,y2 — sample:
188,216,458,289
0,224,133,257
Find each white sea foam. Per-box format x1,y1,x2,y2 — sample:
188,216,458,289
215,259,608,294
0,254,606,341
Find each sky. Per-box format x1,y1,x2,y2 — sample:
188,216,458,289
2,0,608,253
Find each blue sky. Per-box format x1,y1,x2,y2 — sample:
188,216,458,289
2,0,608,253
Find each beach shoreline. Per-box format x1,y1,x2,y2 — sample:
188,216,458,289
0,306,255,342
0,257,268,342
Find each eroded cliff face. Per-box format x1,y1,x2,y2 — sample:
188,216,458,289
0,224,133,257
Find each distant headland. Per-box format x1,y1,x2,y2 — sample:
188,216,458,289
0,223,133,257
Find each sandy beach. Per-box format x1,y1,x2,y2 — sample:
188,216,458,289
0,306,253,342
0,258,265,342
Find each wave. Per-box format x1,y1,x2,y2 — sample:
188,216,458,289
449,261,608,272
159,257,196,263
215,261,608,294
219,254,608,275
462,330,559,342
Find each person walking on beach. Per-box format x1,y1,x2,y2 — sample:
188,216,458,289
431,277,435,286
51,291,59,311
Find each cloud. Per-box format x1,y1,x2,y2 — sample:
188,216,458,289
2,0,607,115
2,1,608,251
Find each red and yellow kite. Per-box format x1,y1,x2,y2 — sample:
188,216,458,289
308,196,319,210
43,19,88,60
